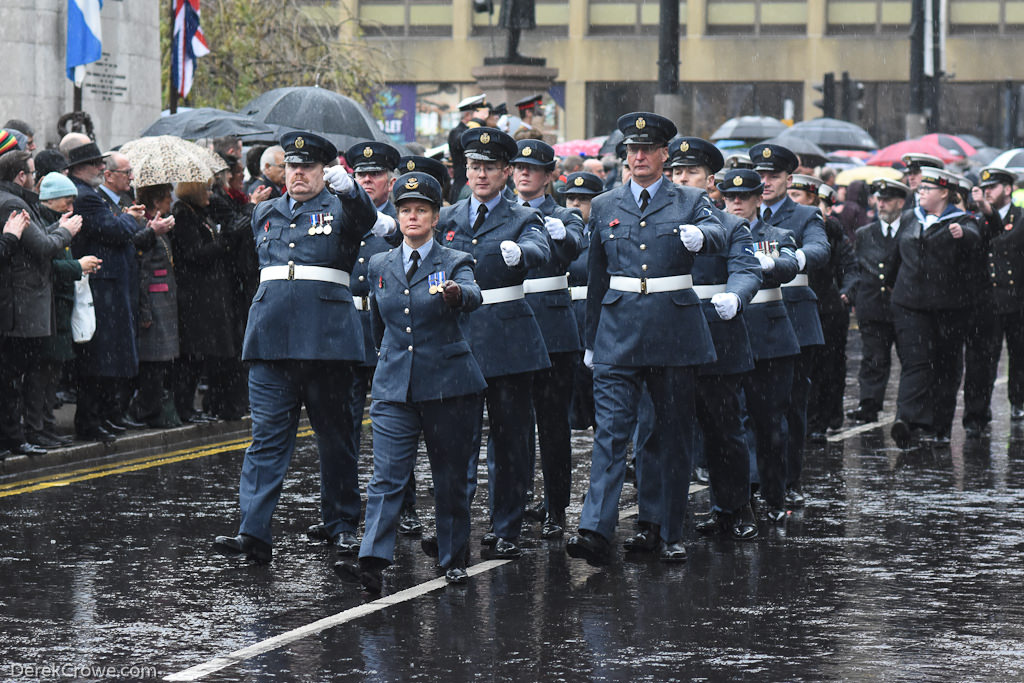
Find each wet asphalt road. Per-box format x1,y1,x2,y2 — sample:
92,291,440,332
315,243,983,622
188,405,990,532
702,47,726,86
4,336,1024,682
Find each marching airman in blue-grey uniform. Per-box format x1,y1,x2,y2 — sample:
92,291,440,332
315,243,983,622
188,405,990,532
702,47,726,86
719,168,802,522
566,113,727,566
435,126,551,559
213,131,382,564
657,137,761,541
332,172,485,593
749,142,829,509
398,155,451,204
561,172,604,431
511,138,585,540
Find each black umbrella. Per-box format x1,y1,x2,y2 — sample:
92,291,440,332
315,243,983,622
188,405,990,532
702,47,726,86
599,129,624,157
760,135,828,168
240,86,393,152
710,116,787,142
778,118,877,151
140,108,275,140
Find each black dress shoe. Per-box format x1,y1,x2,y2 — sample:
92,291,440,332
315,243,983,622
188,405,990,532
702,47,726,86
660,541,687,563
625,459,637,485
846,407,878,424
42,430,74,446
926,431,951,445
421,534,439,558
27,432,63,450
333,558,385,594
696,509,757,540
785,487,806,508
112,414,146,430
1012,405,1024,421
445,566,469,585
10,442,47,456
482,538,522,559
212,534,272,564
766,508,788,523
891,420,912,449
692,466,710,484
523,500,546,522
623,522,661,553
307,522,331,543
397,508,424,536
480,524,498,547
541,509,566,539
76,426,117,444
566,529,611,566
807,431,827,444
332,530,360,556
102,419,126,434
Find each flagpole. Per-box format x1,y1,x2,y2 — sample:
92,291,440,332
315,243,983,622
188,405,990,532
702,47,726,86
169,0,178,114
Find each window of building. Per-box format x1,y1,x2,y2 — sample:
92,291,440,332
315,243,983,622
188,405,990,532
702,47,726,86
360,0,454,37
949,0,1024,33
826,0,911,35
472,0,570,36
587,0,685,35
706,0,808,34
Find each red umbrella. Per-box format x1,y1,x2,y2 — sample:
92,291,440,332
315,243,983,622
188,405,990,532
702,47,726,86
919,133,978,159
832,149,873,160
866,139,963,167
553,137,606,158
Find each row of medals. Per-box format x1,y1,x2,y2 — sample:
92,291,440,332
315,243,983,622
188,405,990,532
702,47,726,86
309,214,333,235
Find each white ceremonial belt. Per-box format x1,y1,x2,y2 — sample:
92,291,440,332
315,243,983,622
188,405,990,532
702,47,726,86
608,274,693,295
781,274,810,288
261,264,351,286
352,295,370,311
570,286,588,301
750,288,783,304
693,284,727,300
523,274,569,294
480,284,525,305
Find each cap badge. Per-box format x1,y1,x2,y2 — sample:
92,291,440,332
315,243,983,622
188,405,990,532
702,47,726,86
680,141,690,152
479,132,491,144
407,160,416,171
733,175,743,187
879,181,887,190
574,176,585,187
405,177,419,190
363,146,373,158
295,137,305,149
635,117,647,130
762,148,772,159
523,146,533,157
982,170,991,180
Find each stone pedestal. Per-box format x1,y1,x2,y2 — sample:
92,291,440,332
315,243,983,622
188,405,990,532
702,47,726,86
470,62,559,116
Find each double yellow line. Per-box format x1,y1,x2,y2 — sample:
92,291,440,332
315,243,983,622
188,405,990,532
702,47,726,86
0,428,316,499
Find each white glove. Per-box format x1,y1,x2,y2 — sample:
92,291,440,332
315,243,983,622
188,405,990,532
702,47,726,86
500,240,522,266
680,224,704,252
370,211,397,238
795,248,807,271
544,216,567,241
323,166,354,195
756,252,775,272
583,349,594,369
711,292,740,321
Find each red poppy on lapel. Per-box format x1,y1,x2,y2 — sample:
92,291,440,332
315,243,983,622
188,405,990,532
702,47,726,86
609,219,620,227
445,230,455,242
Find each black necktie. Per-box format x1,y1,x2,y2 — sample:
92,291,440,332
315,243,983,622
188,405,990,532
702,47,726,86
473,204,488,233
406,250,420,282
523,200,530,207
763,207,773,224
639,189,650,212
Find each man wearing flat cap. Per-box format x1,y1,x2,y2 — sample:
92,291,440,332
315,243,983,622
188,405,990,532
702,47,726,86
566,113,727,566
435,126,551,560
748,141,829,510
213,131,387,565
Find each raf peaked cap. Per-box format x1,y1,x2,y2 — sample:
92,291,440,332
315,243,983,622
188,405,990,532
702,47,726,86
789,174,822,194
918,166,958,189
979,166,1017,188
617,112,676,146
392,171,443,207
748,142,799,174
716,168,764,195
668,137,724,173
871,178,910,199
461,127,517,163
901,152,945,171
558,172,604,196
346,141,400,174
512,139,556,169
281,131,337,165
399,155,448,190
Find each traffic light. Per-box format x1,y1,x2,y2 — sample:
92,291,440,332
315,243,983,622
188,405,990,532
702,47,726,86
813,73,836,118
841,71,866,122
473,0,493,12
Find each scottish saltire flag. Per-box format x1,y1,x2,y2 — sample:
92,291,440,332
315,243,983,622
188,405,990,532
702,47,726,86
172,0,211,98
66,0,103,86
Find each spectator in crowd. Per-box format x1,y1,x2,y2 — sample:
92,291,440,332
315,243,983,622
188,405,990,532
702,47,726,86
213,135,243,162
4,119,36,152
248,145,285,200
33,150,69,193
244,145,268,192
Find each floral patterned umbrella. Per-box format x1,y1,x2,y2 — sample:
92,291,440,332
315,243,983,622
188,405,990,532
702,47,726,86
119,135,213,187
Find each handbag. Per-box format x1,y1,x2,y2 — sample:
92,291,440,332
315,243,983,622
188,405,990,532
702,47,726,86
71,274,96,343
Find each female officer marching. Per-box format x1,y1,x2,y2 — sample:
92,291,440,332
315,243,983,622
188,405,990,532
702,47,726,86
333,172,485,593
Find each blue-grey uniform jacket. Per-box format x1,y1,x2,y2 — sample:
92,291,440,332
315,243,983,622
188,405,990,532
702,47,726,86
692,207,761,376
765,196,828,346
351,200,401,367
242,184,377,361
436,196,552,378
567,228,590,346
523,195,584,354
746,221,801,360
586,180,728,367
368,241,486,402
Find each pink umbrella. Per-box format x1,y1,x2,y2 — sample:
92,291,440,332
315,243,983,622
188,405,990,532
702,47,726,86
866,139,963,167
553,136,606,158
918,133,978,159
